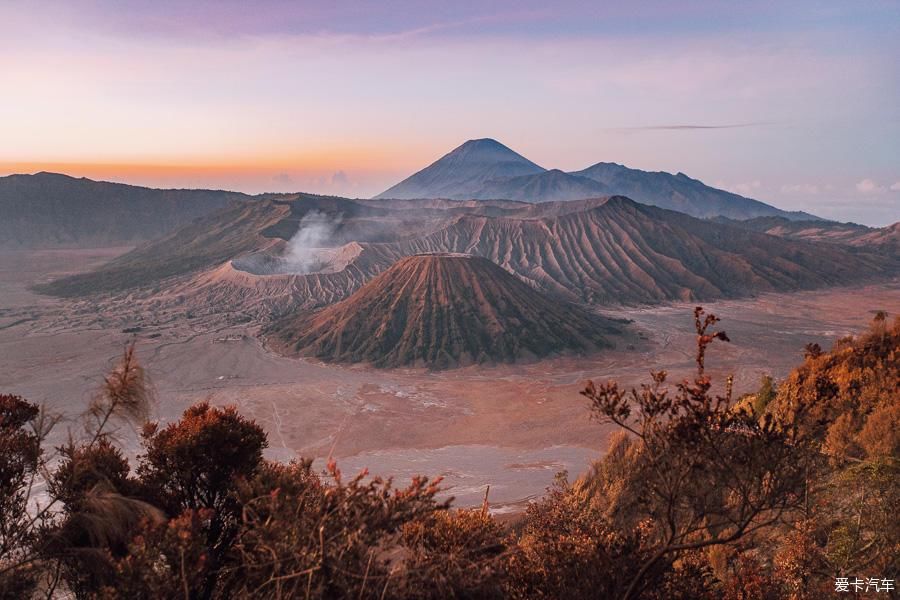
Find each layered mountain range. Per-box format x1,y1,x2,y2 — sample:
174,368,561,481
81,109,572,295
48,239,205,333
38,195,896,312
374,138,819,221
16,166,898,369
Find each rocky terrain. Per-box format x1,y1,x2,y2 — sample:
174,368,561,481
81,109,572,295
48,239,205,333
12,168,897,378
33,200,291,297
264,253,622,368
390,198,890,304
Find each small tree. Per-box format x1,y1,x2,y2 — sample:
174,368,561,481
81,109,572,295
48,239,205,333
136,401,268,599
0,394,43,599
752,375,777,418
581,307,810,600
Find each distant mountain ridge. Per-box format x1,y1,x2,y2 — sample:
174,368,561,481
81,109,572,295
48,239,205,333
2,142,825,251
374,138,819,221
713,215,899,255
570,162,817,220
0,172,251,248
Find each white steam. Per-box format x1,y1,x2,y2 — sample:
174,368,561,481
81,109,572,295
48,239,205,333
283,210,342,273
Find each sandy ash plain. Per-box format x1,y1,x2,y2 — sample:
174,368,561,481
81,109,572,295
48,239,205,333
1,247,897,512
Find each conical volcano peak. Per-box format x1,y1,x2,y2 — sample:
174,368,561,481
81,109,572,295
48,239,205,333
455,138,506,150
374,138,545,200
265,253,621,369
446,138,533,160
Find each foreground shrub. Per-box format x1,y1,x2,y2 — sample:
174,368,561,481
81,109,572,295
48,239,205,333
221,460,444,599
398,508,506,599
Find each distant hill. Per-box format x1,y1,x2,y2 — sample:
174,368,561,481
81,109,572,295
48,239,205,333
0,172,250,248
374,139,819,221
712,216,899,254
264,253,622,369
855,223,900,255
32,200,290,297
374,138,545,200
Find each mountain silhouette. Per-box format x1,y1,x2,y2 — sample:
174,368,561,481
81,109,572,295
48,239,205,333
375,139,819,220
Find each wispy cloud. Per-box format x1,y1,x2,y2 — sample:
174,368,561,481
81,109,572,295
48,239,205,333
610,122,774,131
891,182,900,192
363,11,546,42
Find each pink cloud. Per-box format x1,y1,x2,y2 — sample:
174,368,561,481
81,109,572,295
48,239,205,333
856,179,886,194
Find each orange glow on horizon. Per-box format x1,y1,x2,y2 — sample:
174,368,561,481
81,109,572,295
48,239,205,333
2,144,420,172
0,149,420,195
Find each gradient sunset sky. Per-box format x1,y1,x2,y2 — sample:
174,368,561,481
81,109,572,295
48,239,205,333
2,0,898,224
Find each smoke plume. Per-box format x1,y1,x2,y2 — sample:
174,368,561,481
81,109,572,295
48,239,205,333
283,210,341,273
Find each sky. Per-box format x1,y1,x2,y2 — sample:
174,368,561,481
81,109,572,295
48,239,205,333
1,0,898,225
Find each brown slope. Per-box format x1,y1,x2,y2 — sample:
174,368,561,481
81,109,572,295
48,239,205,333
855,222,900,255
264,254,621,369
715,216,899,255
33,200,290,297
169,242,401,318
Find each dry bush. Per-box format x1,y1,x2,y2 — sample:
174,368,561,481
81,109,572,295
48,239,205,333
220,460,445,599
395,508,506,599
504,478,653,599
50,438,133,512
87,343,152,444
134,401,268,599
764,313,900,586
